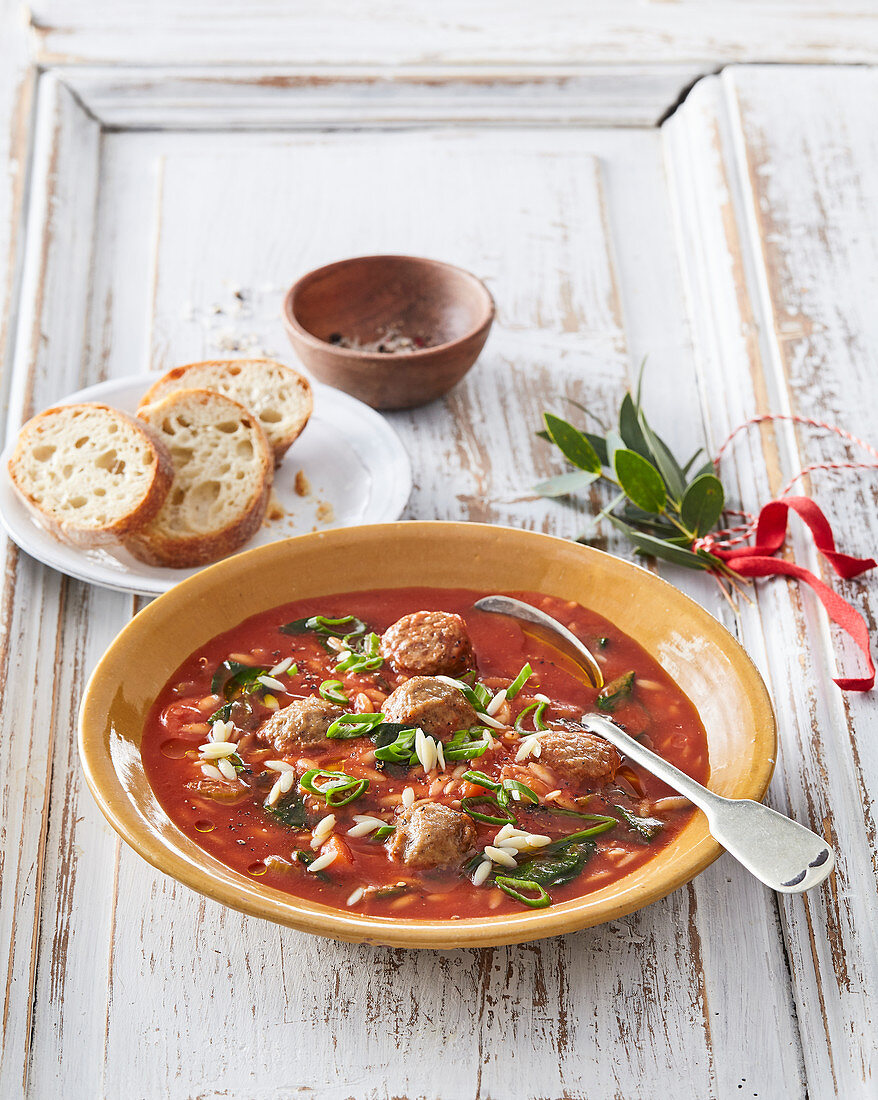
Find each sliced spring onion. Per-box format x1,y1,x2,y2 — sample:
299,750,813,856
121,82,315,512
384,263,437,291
506,663,534,700
461,770,500,791
335,650,383,674
500,778,540,806
280,614,369,648
326,712,386,739
436,676,490,713
559,817,617,840
472,682,492,708
373,727,418,764
443,729,492,761
461,794,517,827
309,615,366,635
514,701,537,729
514,700,548,731
319,680,350,706
299,769,369,807
463,771,540,807
371,825,395,841
494,876,551,909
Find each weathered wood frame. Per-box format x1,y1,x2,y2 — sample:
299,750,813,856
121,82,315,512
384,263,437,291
0,55,875,1100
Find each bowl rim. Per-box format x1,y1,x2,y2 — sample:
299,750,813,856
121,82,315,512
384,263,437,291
78,521,776,948
281,253,496,362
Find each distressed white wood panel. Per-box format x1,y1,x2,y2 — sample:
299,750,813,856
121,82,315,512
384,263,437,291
0,75,124,1100
729,65,878,1097
4,62,871,1100
28,0,878,67
0,0,35,429
20,98,167,1100
60,64,707,130
665,69,878,1098
73,120,800,1099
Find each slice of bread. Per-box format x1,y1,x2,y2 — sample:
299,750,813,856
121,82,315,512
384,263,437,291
124,388,273,568
138,358,313,465
7,403,173,548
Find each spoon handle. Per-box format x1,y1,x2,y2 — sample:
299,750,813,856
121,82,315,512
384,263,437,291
582,713,834,894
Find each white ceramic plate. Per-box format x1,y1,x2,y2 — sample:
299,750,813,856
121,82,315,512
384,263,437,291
0,374,412,596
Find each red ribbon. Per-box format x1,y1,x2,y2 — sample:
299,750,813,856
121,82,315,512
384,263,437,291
709,497,876,691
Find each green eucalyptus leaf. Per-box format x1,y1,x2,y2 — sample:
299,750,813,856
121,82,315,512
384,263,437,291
543,414,602,474
691,459,716,481
637,412,686,502
680,473,725,537
560,397,609,435
613,449,667,514
582,431,609,467
606,515,710,570
618,512,679,538
632,535,711,570
681,448,705,477
618,394,652,460
605,430,626,467
632,536,711,570
535,429,551,442
534,470,601,498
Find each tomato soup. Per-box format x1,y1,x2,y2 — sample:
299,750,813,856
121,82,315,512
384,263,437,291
141,588,708,919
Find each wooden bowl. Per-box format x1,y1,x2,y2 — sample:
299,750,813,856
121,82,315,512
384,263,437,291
281,255,495,409
78,522,776,948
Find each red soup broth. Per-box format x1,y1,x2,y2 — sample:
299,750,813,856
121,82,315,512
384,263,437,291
141,587,709,919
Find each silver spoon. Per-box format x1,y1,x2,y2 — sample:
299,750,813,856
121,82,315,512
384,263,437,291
474,595,835,894
473,595,604,689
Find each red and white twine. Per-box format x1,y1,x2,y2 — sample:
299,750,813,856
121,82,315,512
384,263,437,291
692,413,878,691
694,413,878,555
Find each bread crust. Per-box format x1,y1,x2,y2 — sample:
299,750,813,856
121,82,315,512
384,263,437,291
138,358,313,465
7,403,173,549
123,388,273,568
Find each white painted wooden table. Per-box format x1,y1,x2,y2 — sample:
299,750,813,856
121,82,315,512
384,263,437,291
1,6,877,1098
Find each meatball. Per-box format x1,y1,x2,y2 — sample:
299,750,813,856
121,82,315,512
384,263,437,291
256,696,343,753
380,611,474,676
382,676,479,739
389,801,477,869
537,728,621,788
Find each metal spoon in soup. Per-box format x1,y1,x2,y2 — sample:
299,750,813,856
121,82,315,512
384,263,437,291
473,594,834,895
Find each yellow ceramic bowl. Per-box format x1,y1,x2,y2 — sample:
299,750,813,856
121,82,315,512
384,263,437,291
78,522,776,948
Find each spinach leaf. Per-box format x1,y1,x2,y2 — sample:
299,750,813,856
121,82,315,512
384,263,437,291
512,838,596,887
211,660,265,699
207,702,233,725
264,789,308,830
596,671,635,712
613,804,664,841
372,724,419,764
280,614,368,640
278,616,313,636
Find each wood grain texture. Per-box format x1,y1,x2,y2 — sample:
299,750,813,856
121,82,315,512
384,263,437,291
1,57,876,1100
27,0,878,67
665,66,878,1098
58,63,709,130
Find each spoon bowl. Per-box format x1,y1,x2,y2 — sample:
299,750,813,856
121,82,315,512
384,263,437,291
473,594,604,688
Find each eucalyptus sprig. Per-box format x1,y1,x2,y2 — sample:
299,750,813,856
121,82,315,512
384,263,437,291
537,379,731,574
